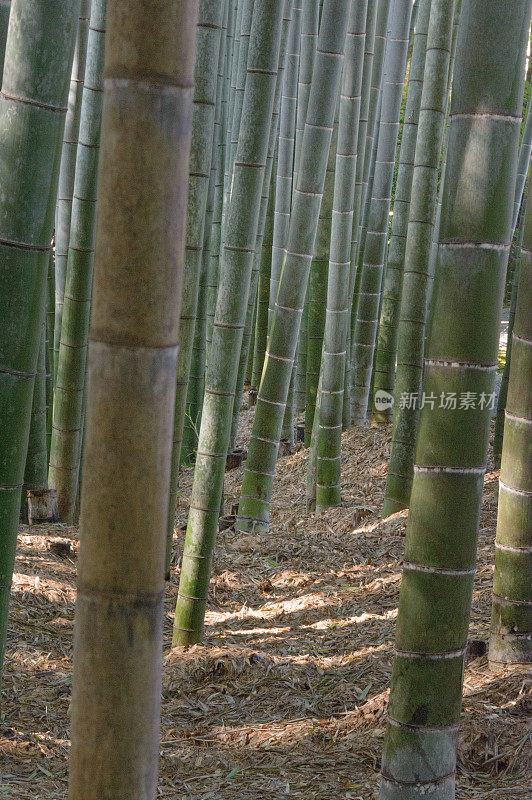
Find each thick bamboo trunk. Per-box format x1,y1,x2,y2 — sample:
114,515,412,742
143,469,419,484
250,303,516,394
48,0,108,523
173,0,286,646
0,0,80,687
236,0,352,535
68,1,197,797
489,191,532,667
379,1,530,795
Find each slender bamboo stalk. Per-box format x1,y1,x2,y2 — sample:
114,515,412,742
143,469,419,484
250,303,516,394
206,0,232,363
513,101,532,233
236,0,352,535
252,168,276,388
68,1,197,795
372,0,431,422
294,0,320,413
21,327,48,520
270,0,302,327
379,2,530,794
229,1,293,453
305,115,337,444
382,0,455,517
173,1,226,475
351,0,412,426
173,0,286,646
46,250,56,457
493,204,526,467
48,0,107,523
314,0,368,510
489,191,532,667
0,1,10,84
53,1,91,379
0,0,80,686
344,0,378,425
354,0,390,269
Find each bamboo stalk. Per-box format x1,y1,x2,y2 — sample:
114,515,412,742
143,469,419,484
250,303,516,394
48,0,108,523
0,0,80,686
489,190,532,667
236,0,352,535
68,1,197,796
173,0,286,646
379,1,531,794
53,0,91,379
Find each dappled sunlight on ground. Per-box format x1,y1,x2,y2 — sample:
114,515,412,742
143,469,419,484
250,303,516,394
1,413,530,798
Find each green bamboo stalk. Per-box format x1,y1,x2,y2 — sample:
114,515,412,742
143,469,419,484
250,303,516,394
206,0,232,363
344,0,378,425
53,1,91,380
305,116,336,445
379,1,530,794
178,2,226,471
269,0,302,327
351,0,412,426
489,191,532,667
165,3,226,579
382,0,455,517
21,326,48,521
512,100,532,233
68,1,197,795
227,0,254,214
173,0,286,646
372,0,431,423
0,0,80,687
46,250,56,457
314,0,368,511
294,0,320,413
48,0,107,523
354,0,390,269
252,168,276,388
493,209,525,467
236,0,352,535
229,2,293,453
0,1,10,84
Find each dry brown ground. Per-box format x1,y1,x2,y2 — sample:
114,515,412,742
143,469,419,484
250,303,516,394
1,409,530,799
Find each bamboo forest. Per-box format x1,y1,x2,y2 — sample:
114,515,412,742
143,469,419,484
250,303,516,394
0,0,531,797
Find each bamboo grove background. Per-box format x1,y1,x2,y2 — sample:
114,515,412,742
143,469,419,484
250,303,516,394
0,0,530,798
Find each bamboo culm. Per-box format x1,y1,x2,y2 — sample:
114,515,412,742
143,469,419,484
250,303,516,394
236,0,352,535
379,2,530,795
48,0,108,523
173,0,286,646
382,0,455,517
489,189,532,667
0,0,80,687
68,1,197,796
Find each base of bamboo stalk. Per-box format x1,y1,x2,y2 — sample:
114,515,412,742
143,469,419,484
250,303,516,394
27,489,59,524
226,449,247,471
278,438,294,457
296,423,305,443
248,388,258,406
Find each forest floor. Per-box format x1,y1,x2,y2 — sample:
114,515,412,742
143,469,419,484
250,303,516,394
1,407,530,799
